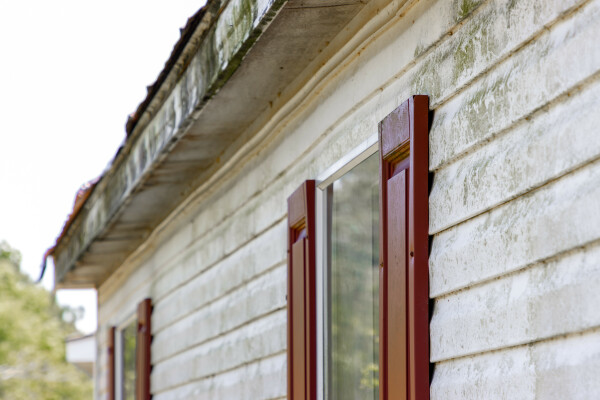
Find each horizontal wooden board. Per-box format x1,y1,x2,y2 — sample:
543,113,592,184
430,75,600,234
430,158,600,297
152,265,286,363
152,353,286,400
429,0,600,170
431,242,600,361
151,310,286,393
151,224,287,334
431,328,600,399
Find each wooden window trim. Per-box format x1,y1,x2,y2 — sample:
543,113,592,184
288,96,429,400
108,326,116,400
287,180,317,400
111,300,151,400
379,95,429,400
136,298,152,400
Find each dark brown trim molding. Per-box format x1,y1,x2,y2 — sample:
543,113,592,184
287,181,317,400
107,326,116,400
136,298,152,400
379,95,430,400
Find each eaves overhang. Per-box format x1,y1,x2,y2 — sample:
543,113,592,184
52,0,371,288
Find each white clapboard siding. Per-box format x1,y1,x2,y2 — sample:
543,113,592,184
430,75,600,235
420,0,588,109
430,0,600,170
430,158,600,298
149,0,572,264
152,265,286,363
431,328,600,399
281,0,592,193
431,241,600,361
321,0,591,172
99,209,285,325
149,221,195,276
151,212,280,309
152,353,286,400
151,221,286,334
151,310,286,394
152,183,288,302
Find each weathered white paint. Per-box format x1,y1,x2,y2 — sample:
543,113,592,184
429,0,600,170
152,265,286,363
151,222,287,335
431,328,600,399
431,241,600,361
153,353,286,400
151,310,286,393
430,75,600,234
430,158,600,298
94,0,600,398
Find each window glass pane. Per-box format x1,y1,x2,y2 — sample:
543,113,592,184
121,320,137,400
326,152,379,400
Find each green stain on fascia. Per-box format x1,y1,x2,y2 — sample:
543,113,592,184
227,0,255,46
204,0,286,101
178,0,286,109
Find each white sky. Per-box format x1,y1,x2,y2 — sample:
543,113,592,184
0,0,206,333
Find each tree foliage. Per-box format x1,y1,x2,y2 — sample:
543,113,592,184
0,241,93,399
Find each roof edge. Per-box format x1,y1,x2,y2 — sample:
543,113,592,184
52,0,287,287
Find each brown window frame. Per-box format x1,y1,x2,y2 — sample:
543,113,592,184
108,326,116,400
287,95,429,400
287,181,318,400
108,297,153,400
136,298,152,400
378,95,429,400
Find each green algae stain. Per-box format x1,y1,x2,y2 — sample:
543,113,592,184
229,0,256,45
452,35,476,84
413,3,503,102
201,0,286,102
455,0,481,22
414,42,426,59
450,10,497,86
412,58,440,98
460,71,512,140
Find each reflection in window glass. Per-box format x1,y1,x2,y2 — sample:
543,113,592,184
326,152,379,400
121,320,137,400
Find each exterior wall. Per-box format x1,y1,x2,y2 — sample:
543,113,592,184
96,0,600,398
66,334,96,376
